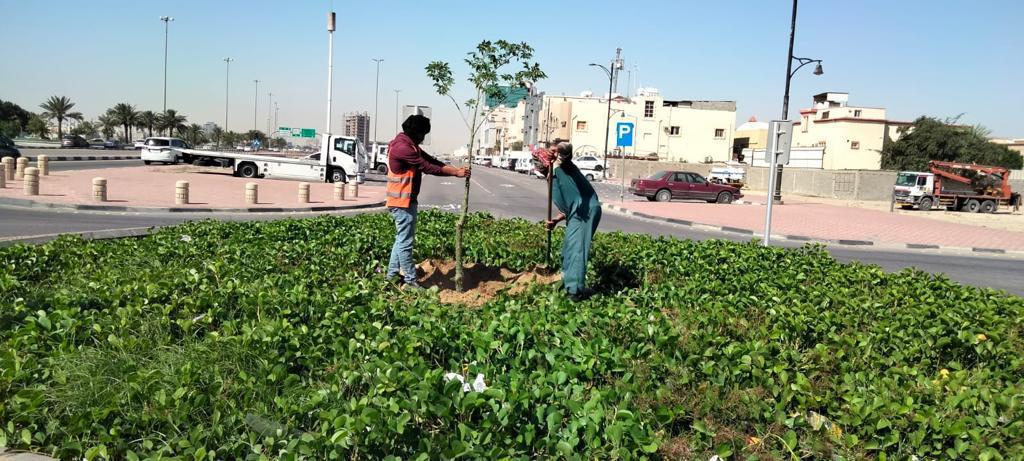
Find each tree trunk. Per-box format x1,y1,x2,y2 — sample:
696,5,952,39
57,118,62,140
453,91,483,292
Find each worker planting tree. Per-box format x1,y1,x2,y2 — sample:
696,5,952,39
425,40,545,291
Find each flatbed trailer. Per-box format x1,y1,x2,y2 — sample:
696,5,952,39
178,134,366,183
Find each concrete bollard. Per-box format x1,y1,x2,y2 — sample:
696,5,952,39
245,182,258,205
346,181,358,199
298,182,310,203
37,155,49,176
0,163,5,189
175,180,189,205
2,157,13,181
93,177,107,202
23,167,39,196
15,157,28,180
333,182,346,201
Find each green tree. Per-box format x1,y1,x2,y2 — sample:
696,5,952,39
426,40,545,290
246,130,267,148
183,123,207,146
270,137,287,149
138,110,158,137
881,116,1022,170
111,103,139,142
222,131,240,148
26,114,49,139
71,120,97,137
0,99,31,136
97,113,118,139
210,126,224,148
39,95,83,139
157,109,187,136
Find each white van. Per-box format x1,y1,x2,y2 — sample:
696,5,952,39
141,137,189,165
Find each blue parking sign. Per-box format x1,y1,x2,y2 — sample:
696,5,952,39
616,122,634,147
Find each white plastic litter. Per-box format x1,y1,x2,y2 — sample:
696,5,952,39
444,372,488,392
180,234,192,242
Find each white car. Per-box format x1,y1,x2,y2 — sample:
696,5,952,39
580,168,605,181
574,155,604,171
141,137,188,165
133,140,145,150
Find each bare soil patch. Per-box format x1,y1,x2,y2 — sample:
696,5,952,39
416,259,561,306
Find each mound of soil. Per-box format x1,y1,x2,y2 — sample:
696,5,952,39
417,259,561,306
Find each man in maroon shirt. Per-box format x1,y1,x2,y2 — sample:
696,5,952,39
386,115,469,289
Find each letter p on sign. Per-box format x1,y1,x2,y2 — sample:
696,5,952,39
616,122,634,147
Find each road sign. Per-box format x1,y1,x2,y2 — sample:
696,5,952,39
278,127,317,138
767,120,794,165
615,122,634,147
402,105,432,145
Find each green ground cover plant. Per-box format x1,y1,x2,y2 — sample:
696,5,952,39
1,211,1022,460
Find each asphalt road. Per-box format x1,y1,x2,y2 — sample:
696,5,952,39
48,159,145,171
0,163,1021,295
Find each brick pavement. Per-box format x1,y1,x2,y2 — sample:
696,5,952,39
612,197,1024,251
0,166,383,209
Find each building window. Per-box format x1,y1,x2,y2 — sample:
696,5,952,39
644,101,655,118
822,111,830,119
851,141,860,150
576,121,587,131
561,121,566,127
714,128,725,139
669,126,680,136
801,116,809,132
854,110,862,118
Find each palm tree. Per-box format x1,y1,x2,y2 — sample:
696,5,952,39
138,110,158,137
39,96,83,139
210,126,224,148
184,123,206,146
157,109,187,136
97,114,118,139
111,103,139,142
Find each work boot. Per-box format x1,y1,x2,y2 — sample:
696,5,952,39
568,289,594,302
402,282,426,292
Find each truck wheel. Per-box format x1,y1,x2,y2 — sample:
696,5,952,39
376,164,387,175
238,162,259,178
655,189,671,202
716,191,733,204
964,199,981,213
918,197,933,211
330,168,346,183
980,200,997,213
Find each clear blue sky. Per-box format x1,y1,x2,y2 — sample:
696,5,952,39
2,0,1021,152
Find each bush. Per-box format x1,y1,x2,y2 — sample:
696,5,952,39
1,211,1022,460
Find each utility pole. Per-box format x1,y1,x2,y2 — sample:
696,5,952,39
252,80,260,131
372,58,383,144
267,92,272,135
325,12,335,136
223,57,233,137
160,16,174,112
394,89,402,134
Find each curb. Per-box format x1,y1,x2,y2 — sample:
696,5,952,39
0,226,157,247
0,196,386,214
19,155,141,162
602,203,1024,256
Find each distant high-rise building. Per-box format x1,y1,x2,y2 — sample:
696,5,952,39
343,112,371,148
201,122,218,135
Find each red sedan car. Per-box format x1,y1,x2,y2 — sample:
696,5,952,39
630,170,743,203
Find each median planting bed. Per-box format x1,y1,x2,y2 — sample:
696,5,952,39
1,211,1022,459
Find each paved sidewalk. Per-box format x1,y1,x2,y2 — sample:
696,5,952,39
0,166,383,211
610,198,1024,252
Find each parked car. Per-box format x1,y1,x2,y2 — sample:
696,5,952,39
103,139,123,149
88,138,106,148
0,134,20,158
575,155,603,171
140,137,189,165
133,140,146,150
629,170,742,203
61,135,90,148
580,168,605,181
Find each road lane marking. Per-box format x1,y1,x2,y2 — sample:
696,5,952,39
472,178,492,195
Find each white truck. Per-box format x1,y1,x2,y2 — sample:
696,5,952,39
177,134,366,183
369,142,388,174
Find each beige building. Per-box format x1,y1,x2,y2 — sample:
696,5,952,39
521,89,736,163
733,117,768,161
343,112,371,148
991,138,1024,158
792,92,910,170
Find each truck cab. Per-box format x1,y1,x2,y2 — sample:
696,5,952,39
369,142,388,174
893,171,934,207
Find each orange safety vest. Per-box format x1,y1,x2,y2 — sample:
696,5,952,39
386,168,414,208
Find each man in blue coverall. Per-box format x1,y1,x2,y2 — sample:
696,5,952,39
542,141,602,302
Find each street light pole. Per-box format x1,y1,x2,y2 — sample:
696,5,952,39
252,80,260,132
372,58,383,144
267,92,272,135
160,16,174,112
775,0,822,204
394,89,402,134
223,57,233,138
589,62,616,173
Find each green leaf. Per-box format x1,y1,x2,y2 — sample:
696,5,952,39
783,430,797,450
